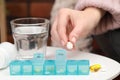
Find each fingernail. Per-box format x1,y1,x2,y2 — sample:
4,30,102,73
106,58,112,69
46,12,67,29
71,37,76,44
61,40,65,46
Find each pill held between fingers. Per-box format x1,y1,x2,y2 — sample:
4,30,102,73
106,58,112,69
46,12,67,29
66,42,73,50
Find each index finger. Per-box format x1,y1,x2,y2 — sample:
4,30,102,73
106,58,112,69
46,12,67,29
57,9,70,46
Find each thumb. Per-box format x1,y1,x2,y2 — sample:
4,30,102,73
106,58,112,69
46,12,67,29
69,26,82,44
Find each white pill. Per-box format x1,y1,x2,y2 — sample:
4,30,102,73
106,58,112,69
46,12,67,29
66,42,73,49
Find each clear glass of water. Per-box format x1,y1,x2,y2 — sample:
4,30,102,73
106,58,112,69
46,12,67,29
11,18,49,60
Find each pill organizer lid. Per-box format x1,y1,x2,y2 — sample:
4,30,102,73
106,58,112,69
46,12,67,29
22,60,32,65
10,60,22,65
78,60,89,65
67,60,78,65
32,53,44,64
33,53,44,60
45,60,55,65
56,49,66,61
55,60,66,65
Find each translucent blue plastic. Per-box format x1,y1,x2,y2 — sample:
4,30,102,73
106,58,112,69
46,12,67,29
33,53,44,64
55,49,66,75
44,60,56,75
22,60,33,75
56,64,66,75
9,49,90,75
10,60,22,75
67,60,78,75
78,60,90,75
32,53,44,75
56,49,66,62
32,64,43,75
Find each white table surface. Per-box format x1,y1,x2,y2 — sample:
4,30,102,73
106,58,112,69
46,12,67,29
0,46,120,80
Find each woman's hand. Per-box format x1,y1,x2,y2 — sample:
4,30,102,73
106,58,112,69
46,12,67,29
51,7,105,49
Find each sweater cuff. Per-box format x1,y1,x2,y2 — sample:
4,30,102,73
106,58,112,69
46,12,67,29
75,0,120,35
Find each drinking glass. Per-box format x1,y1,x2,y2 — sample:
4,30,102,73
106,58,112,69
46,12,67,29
11,18,49,60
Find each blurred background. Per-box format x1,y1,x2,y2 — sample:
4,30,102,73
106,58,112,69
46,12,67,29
0,0,54,44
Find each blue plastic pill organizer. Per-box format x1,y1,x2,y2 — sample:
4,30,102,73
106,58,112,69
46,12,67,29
78,60,90,75
9,49,90,75
44,60,56,75
10,60,22,75
22,60,32,75
67,60,78,75
55,50,66,75
32,53,44,75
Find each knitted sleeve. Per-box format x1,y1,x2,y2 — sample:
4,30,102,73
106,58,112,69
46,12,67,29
75,0,120,35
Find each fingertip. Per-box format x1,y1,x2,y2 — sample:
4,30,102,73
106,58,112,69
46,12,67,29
61,40,65,46
69,33,77,45
71,37,76,44
69,28,80,44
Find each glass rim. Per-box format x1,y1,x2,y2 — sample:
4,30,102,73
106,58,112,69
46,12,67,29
10,17,49,26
